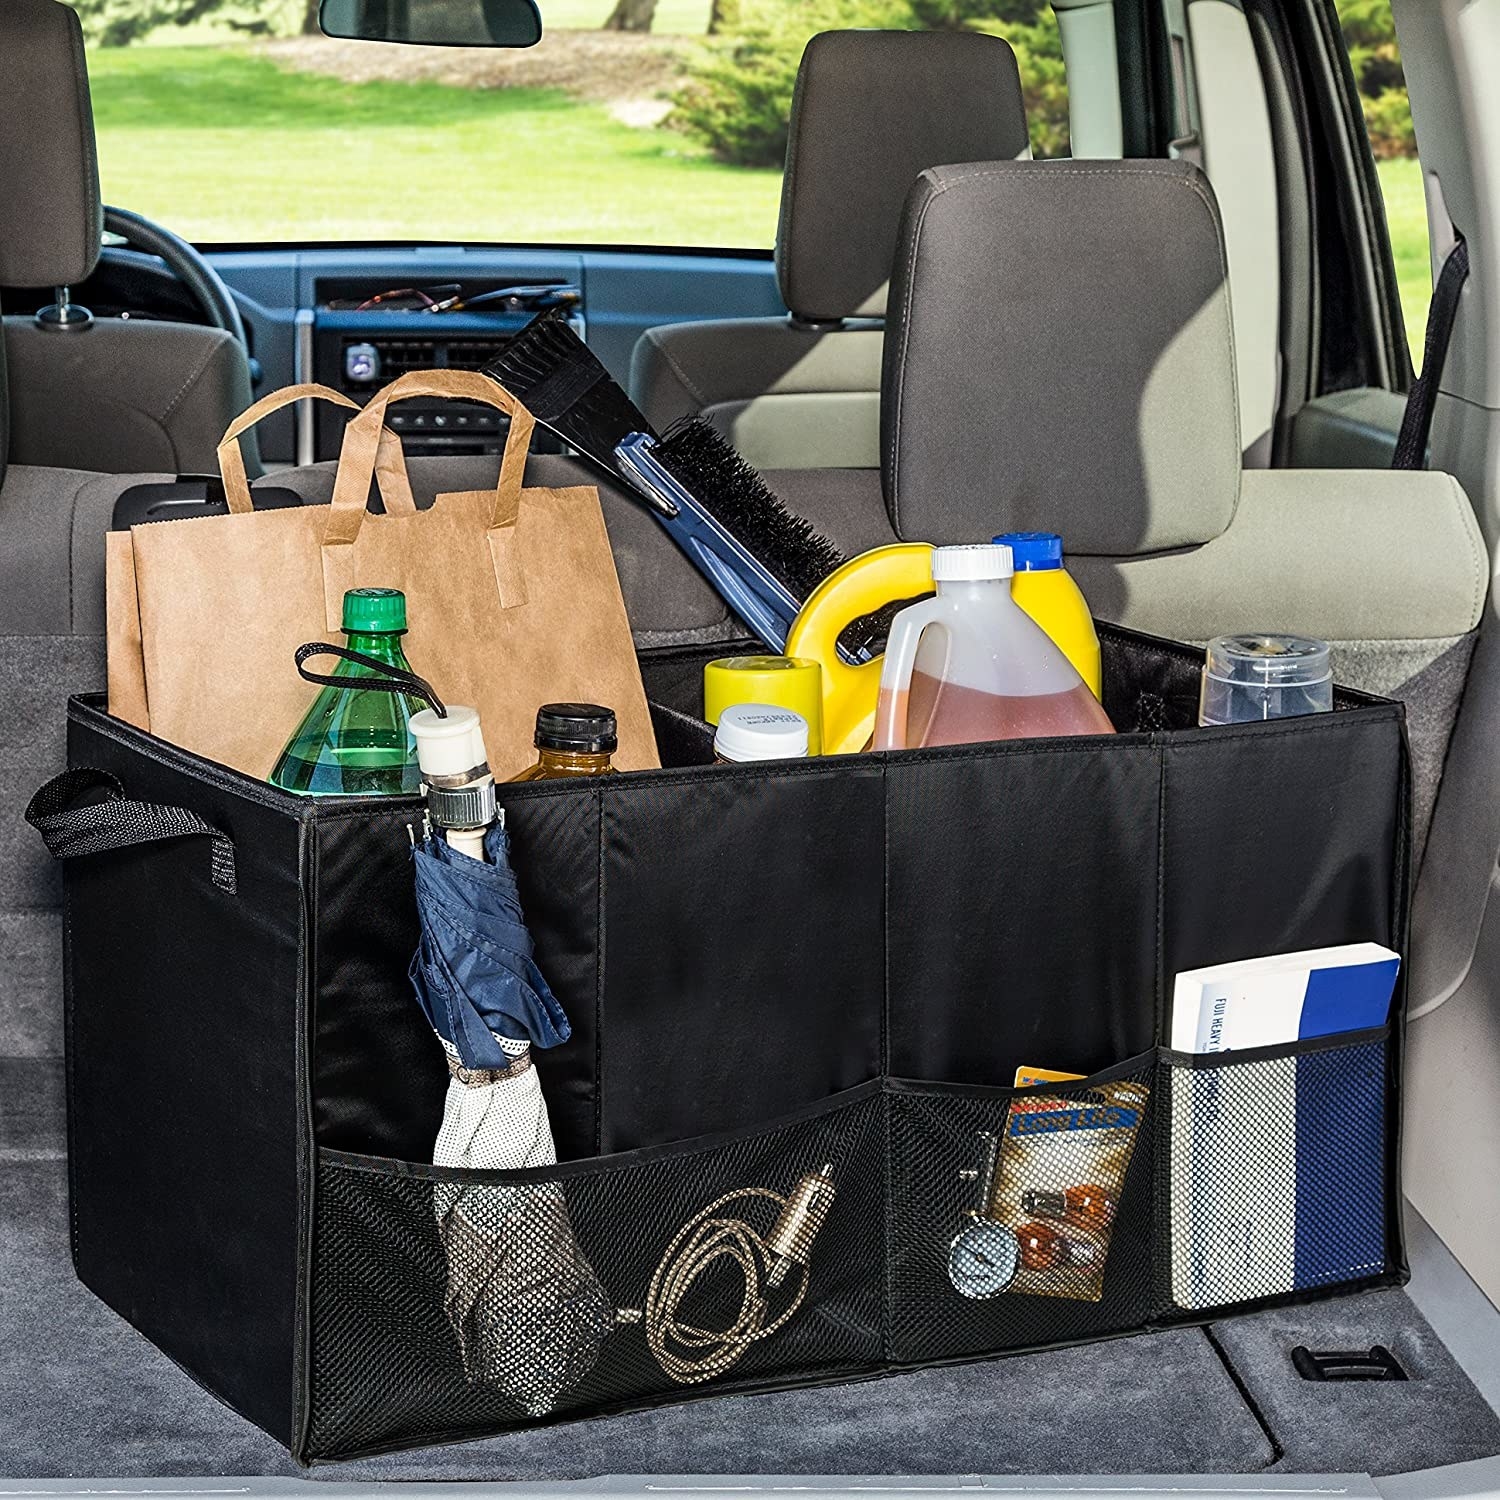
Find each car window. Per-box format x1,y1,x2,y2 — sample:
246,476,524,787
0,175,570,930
72,0,1069,250
1336,0,1429,367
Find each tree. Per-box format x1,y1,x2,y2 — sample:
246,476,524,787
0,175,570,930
707,0,740,34
1334,0,1416,158
672,0,1069,167
602,0,657,31
905,0,1045,23
70,0,283,45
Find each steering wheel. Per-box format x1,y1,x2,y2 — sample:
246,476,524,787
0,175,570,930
102,205,251,360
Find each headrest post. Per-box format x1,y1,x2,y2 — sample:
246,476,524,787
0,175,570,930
35,287,94,332
787,314,848,334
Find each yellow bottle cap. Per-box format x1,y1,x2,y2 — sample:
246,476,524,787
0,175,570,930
703,656,824,756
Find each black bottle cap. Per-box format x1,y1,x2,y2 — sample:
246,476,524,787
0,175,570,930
536,703,617,754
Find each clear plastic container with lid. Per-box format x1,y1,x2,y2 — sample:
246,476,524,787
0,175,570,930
871,543,1115,751
1198,634,1333,726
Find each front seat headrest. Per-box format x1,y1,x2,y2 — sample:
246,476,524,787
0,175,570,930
775,29,1029,325
0,0,103,289
881,158,1242,554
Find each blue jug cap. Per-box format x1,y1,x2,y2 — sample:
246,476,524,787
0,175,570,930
993,532,1063,571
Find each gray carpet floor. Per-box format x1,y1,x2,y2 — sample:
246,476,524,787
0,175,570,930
4,1097,1500,1481
1216,1290,1500,1474
3,1150,1273,1479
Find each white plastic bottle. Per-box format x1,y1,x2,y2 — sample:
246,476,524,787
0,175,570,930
870,543,1115,750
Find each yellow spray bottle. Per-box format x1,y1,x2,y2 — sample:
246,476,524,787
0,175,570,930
993,532,1102,699
785,543,935,755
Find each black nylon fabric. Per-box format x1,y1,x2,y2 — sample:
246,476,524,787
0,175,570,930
26,765,236,892
1393,236,1469,470
51,622,1411,1464
61,711,304,1447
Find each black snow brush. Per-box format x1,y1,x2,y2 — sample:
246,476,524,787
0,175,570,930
482,309,861,657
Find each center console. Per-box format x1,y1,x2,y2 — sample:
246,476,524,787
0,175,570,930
304,278,581,461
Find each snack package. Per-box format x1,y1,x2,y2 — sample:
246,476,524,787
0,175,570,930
948,1078,1148,1304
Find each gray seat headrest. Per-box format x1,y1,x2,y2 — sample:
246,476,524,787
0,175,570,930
881,159,1242,554
775,29,1029,324
0,0,102,289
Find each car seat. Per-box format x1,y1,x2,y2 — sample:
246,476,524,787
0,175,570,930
627,28,1030,471
0,0,253,476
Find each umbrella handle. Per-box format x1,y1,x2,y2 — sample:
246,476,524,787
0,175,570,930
25,768,236,895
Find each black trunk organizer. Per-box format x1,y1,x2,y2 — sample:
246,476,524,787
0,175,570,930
47,625,1410,1464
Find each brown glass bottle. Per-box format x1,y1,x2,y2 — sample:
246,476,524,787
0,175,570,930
510,703,619,781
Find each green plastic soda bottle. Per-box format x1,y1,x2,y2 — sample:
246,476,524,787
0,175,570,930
268,588,424,796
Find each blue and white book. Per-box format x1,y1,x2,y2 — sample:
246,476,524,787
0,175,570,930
1168,943,1399,1311
1169,942,1400,1055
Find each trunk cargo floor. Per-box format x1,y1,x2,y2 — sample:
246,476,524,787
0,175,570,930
6,1120,1500,1481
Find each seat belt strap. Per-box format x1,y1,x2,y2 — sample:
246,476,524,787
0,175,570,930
1393,237,1470,470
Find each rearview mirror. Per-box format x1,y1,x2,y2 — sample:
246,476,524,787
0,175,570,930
319,0,542,47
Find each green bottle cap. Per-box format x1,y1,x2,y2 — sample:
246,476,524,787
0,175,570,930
342,588,407,634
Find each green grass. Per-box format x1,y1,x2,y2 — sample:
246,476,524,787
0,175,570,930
1376,156,1431,366
540,0,712,30
88,45,781,245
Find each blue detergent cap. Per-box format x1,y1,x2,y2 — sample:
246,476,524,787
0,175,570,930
993,531,1063,570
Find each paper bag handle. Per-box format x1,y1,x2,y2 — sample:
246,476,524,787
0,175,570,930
325,369,537,547
217,383,416,517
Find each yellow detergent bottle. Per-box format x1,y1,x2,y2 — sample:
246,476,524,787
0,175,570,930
785,543,935,755
993,532,1102,700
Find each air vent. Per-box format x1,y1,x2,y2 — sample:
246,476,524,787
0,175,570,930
338,335,512,387
370,338,436,377
444,338,511,370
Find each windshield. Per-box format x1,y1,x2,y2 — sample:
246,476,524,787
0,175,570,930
75,0,1068,249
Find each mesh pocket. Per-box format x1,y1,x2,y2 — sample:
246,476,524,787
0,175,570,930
307,1083,884,1460
887,1059,1157,1364
1161,1033,1392,1314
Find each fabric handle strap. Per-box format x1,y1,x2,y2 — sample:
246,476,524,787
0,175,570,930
327,369,537,543
217,382,417,516
25,768,236,894
1393,236,1470,470
293,643,447,719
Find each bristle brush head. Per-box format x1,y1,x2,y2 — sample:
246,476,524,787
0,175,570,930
653,418,847,602
481,308,655,460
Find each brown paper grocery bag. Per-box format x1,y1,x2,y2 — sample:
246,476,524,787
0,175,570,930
106,531,150,731
106,382,416,740
107,370,658,779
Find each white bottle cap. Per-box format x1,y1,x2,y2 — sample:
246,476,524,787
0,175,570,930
930,543,1014,582
410,705,490,782
713,703,810,763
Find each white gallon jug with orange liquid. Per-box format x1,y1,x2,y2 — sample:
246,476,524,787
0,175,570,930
870,543,1114,751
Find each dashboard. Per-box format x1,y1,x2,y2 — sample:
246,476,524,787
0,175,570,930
7,241,785,469
208,245,785,466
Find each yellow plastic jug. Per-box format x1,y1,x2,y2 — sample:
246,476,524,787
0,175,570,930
703,656,824,756
994,532,1102,699
785,543,935,755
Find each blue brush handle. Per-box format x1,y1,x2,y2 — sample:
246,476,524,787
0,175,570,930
614,433,801,653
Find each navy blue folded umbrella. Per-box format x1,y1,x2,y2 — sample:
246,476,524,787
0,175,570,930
410,822,571,1070
410,819,615,1413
